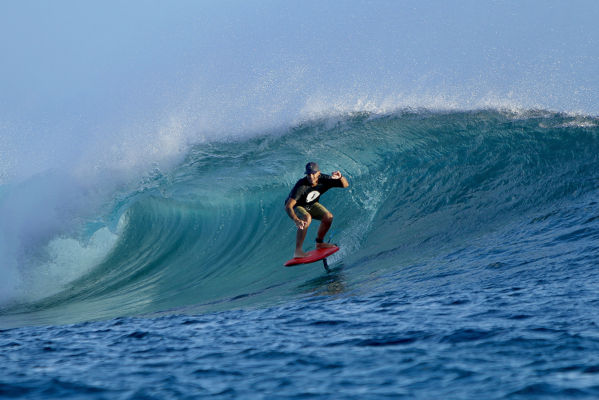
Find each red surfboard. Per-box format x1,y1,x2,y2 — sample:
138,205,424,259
284,246,340,267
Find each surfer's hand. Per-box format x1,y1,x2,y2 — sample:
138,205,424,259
295,219,307,230
331,170,342,179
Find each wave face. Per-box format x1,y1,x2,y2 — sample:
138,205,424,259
1,109,599,327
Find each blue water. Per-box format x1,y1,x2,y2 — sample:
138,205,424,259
2,110,599,398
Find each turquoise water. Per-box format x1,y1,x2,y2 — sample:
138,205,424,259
2,110,599,398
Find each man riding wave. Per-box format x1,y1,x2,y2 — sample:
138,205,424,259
285,162,349,258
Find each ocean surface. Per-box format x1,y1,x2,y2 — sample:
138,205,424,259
2,109,599,398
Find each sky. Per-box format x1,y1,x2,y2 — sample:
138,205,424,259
1,0,598,182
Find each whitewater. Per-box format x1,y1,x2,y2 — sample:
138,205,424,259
2,1,599,398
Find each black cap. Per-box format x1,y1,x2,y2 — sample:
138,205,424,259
305,162,320,175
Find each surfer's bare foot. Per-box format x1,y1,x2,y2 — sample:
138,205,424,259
294,250,309,258
316,242,336,249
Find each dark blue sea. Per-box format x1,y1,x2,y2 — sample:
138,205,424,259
2,110,599,398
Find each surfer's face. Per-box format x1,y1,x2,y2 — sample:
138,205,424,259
307,171,320,186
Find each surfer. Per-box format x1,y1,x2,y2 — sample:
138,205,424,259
285,162,349,258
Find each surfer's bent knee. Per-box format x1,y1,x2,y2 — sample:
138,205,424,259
294,206,312,225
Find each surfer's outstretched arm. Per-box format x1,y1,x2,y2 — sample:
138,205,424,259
285,198,307,230
331,170,349,188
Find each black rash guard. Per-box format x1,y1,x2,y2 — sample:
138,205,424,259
286,174,344,207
